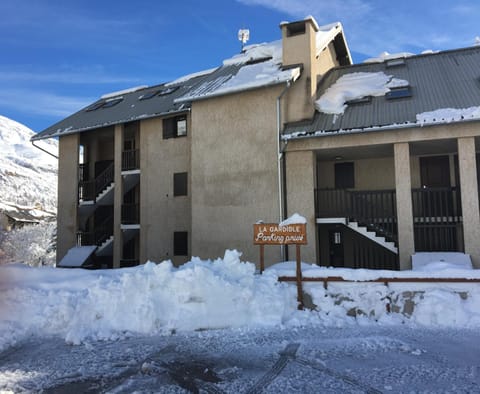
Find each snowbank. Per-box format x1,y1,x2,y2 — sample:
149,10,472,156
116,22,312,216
1,250,480,352
0,250,296,349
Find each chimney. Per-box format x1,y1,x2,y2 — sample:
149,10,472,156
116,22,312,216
280,16,320,122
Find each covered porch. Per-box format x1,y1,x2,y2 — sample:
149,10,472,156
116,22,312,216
285,131,480,270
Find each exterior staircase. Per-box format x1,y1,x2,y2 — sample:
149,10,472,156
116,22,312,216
347,221,397,254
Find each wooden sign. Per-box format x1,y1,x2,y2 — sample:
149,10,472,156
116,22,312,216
253,221,308,310
253,223,307,245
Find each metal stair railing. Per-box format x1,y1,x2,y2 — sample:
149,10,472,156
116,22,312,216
78,162,114,202
316,188,398,244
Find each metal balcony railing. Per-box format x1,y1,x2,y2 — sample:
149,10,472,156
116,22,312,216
122,149,139,171
121,203,139,225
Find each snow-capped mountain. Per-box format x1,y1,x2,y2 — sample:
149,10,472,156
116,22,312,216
0,115,57,212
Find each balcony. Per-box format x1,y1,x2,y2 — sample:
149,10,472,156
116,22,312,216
122,149,139,172
121,203,139,225
316,187,464,252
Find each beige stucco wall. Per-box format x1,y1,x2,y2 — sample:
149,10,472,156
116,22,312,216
317,157,396,190
139,115,191,266
191,87,283,266
57,133,80,263
285,150,317,263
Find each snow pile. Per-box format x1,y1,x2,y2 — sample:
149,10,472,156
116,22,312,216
279,213,307,226
0,115,57,211
412,252,473,271
315,72,409,115
269,262,480,329
0,250,296,349
416,107,480,125
1,249,480,352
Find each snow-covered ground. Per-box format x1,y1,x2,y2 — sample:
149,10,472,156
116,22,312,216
1,249,480,391
0,115,57,212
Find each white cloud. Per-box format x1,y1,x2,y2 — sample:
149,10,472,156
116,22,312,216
236,0,480,58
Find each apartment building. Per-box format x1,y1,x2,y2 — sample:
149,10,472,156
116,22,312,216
32,16,480,270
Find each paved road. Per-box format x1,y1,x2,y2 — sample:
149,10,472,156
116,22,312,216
1,325,479,393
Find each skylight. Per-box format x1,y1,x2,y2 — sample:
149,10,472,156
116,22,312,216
386,86,412,99
139,86,179,100
86,97,123,112
345,96,372,105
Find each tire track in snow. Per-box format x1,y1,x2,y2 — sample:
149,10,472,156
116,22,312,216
295,357,382,394
246,342,300,394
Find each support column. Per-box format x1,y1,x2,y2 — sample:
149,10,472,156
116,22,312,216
458,137,480,268
285,150,317,263
113,125,123,268
57,134,80,263
394,142,415,270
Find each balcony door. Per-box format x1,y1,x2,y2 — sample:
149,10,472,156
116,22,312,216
420,156,450,188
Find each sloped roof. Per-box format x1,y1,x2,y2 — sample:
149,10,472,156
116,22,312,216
284,46,480,140
31,72,213,141
32,19,345,142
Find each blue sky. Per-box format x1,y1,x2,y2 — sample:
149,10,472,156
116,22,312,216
1,0,479,133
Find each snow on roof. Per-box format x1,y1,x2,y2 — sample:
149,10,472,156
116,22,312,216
223,40,283,66
315,71,409,115
315,22,344,56
176,59,301,103
363,51,415,64
165,67,218,86
57,246,97,268
417,107,480,125
0,201,55,222
100,85,149,100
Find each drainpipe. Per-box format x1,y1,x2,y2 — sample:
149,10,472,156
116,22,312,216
276,81,292,261
31,140,58,159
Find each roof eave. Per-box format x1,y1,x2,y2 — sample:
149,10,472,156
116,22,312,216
30,107,192,141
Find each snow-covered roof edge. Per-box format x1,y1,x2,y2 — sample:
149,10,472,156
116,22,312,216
282,106,480,142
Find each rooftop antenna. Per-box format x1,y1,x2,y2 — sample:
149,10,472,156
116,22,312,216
238,28,250,52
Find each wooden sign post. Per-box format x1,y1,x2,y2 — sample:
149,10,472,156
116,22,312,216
253,222,307,309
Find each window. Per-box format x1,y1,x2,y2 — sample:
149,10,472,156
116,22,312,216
163,115,188,139
86,97,123,111
335,162,354,189
173,172,188,196
174,232,188,256
386,86,412,99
